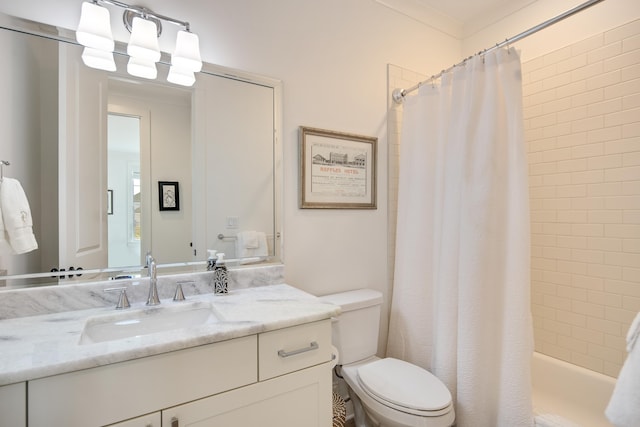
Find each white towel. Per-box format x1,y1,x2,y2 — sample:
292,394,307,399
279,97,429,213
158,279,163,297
0,178,38,254
606,311,640,427
0,204,15,255
236,230,268,262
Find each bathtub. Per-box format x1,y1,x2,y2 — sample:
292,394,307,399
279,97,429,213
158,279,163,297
532,352,617,427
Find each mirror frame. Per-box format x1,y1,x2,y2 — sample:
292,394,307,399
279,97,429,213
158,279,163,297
0,12,283,287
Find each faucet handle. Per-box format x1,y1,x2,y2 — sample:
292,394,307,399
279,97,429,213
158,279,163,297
104,287,131,310
173,283,186,301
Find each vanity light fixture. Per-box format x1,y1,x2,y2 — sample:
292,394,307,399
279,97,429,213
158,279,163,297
76,0,202,86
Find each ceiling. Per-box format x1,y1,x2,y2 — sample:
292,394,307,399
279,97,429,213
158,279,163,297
375,0,539,39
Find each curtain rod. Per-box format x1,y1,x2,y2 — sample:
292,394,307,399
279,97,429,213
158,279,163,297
392,0,606,104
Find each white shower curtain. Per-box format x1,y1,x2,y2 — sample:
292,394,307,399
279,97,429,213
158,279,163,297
387,48,534,427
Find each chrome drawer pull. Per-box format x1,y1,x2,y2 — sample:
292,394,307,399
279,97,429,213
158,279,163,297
278,341,319,358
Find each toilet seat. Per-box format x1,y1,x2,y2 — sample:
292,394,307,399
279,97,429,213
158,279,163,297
356,358,453,417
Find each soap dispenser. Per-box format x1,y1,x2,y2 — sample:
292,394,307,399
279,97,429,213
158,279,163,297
213,253,228,294
206,249,217,271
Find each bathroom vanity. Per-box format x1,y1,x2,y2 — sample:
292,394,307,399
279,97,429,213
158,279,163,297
0,283,339,427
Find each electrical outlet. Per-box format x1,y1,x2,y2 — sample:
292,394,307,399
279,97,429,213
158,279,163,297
226,216,239,228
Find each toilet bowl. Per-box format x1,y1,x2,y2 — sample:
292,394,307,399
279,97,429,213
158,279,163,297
320,289,455,427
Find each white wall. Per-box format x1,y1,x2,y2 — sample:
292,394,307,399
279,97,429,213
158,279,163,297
0,0,461,352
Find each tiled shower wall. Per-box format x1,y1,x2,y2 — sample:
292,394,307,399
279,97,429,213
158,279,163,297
387,18,639,379
524,19,640,377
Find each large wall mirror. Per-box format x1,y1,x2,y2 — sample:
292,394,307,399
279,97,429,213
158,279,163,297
0,13,282,289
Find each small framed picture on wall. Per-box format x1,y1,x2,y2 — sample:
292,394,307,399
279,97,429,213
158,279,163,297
158,181,180,211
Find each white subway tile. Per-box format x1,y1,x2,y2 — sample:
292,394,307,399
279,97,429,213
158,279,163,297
623,210,640,224
588,154,623,170
622,122,640,138
621,63,640,82
588,290,623,308
557,158,587,173
557,80,587,99
572,115,605,133
543,149,572,163
605,251,640,267
572,143,604,159
588,41,623,64
531,63,558,82
572,325,604,344
557,106,587,123
605,137,640,154
588,342,624,364
572,300,605,318
605,79,640,100
587,127,622,144
572,352,604,372
571,196,605,210
572,248,604,264
587,70,621,91
572,34,604,56
572,88,605,107
589,237,623,252
543,270,572,285
605,224,640,239
623,239,640,253
622,267,640,282
605,51,640,73
571,62,603,82
558,210,588,223
605,20,640,45
605,107,640,127
587,263,623,280
588,182,623,197
587,98,622,117
557,132,588,148
605,195,640,209
571,170,604,184
556,310,588,329
557,235,588,249
559,335,588,353
557,184,587,198
572,274,605,291
544,318,572,336
587,316,622,335
559,285,588,301
605,279,640,297
605,306,638,325
605,166,640,182
558,53,588,74
623,295,640,312
623,152,640,167
622,92,640,109
558,260,588,275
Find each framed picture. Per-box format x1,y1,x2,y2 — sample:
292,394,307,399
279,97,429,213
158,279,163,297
158,181,180,211
107,189,113,215
299,126,377,209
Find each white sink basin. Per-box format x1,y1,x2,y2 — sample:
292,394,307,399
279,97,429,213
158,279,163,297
79,301,222,345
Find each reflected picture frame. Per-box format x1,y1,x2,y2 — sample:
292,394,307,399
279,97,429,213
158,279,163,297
158,181,180,211
299,126,377,209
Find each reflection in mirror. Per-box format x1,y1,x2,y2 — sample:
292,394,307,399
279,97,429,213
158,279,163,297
107,113,141,267
0,14,281,289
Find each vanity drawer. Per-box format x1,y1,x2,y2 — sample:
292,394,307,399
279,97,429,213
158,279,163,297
258,319,332,381
28,335,257,427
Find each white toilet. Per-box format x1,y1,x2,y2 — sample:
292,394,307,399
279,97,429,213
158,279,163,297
321,289,455,427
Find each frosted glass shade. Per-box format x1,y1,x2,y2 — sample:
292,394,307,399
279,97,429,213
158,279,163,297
127,57,157,79
167,66,196,86
127,17,161,62
171,30,202,72
76,2,114,51
81,47,116,71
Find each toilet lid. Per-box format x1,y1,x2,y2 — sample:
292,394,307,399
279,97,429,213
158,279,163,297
357,358,452,412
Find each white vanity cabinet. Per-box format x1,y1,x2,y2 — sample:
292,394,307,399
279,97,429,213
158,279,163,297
27,319,332,427
163,320,333,427
0,382,26,427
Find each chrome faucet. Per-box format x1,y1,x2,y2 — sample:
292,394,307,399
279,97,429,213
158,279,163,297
146,252,161,306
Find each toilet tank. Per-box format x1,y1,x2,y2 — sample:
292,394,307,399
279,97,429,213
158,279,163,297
320,289,383,365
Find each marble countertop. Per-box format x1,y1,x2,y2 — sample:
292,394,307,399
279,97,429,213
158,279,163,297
0,284,340,386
